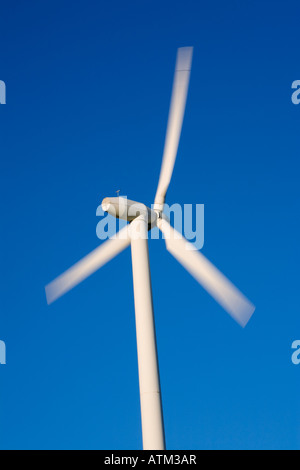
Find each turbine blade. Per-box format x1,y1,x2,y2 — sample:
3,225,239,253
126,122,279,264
154,47,193,211
45,225,131,304
158,219,255,327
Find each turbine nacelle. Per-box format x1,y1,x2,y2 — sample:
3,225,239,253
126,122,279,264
102,197,157,225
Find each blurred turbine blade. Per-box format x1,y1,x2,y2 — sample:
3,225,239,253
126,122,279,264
154,47,193,210
45,225,131,304
158,218,255,327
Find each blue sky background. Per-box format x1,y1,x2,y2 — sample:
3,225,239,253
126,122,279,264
0,0,299,450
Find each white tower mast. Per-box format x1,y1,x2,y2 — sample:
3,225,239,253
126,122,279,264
130,215,165,450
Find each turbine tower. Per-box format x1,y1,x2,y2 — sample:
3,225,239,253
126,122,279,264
45,47,255,450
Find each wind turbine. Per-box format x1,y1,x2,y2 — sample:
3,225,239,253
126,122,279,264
45,47,255,450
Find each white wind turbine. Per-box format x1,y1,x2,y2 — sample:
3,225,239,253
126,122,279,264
45,47,255,450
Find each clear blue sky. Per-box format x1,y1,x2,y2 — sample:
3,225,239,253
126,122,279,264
0,0,299,450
